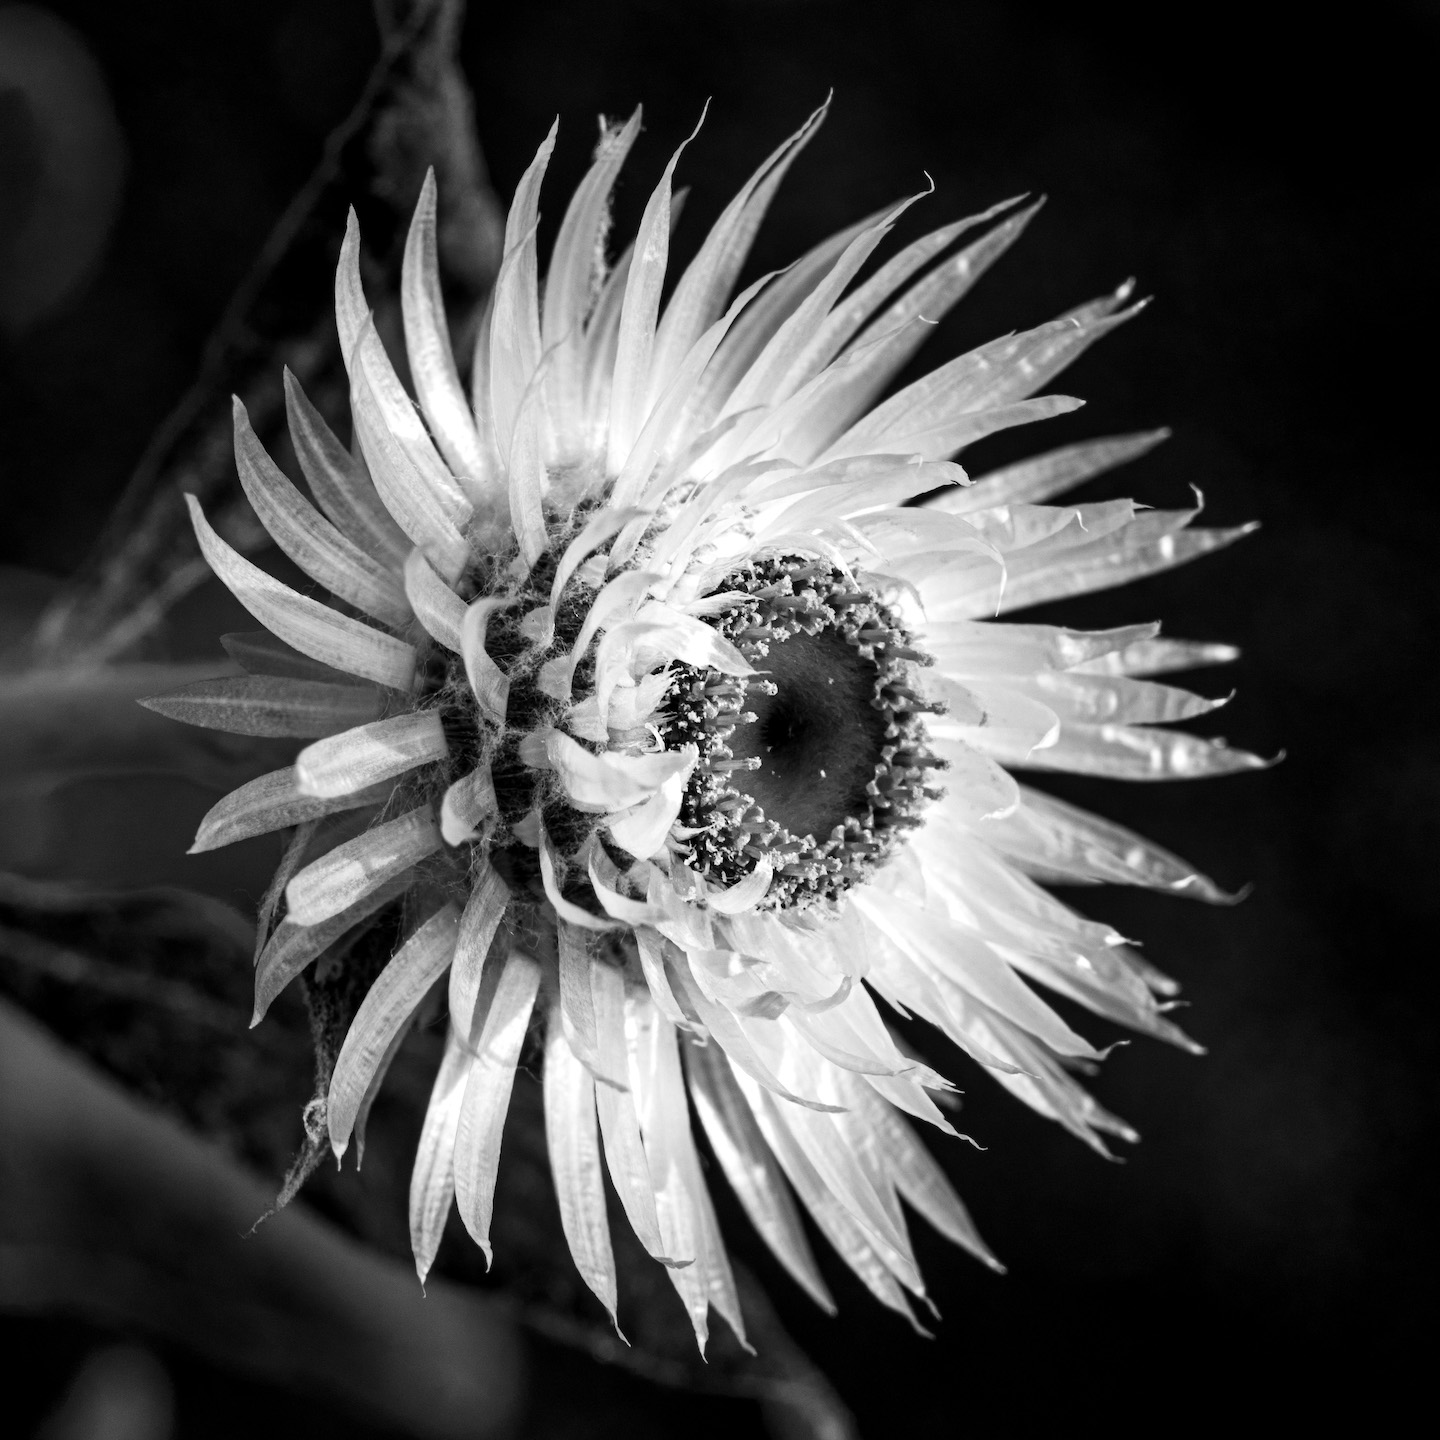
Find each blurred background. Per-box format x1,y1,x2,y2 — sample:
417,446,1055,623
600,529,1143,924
0,0,1433,1435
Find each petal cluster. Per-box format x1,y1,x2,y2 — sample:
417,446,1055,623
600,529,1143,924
152,103,1263,1346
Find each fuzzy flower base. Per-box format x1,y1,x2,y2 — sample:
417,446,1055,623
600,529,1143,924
145,103,1263,1348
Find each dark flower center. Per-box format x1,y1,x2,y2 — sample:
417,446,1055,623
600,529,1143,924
725,628,888,845
664,557,946,909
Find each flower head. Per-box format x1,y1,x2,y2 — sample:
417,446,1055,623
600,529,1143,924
153,104,1263,1346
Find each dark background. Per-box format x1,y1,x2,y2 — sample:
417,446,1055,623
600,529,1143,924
1,0,1434,1433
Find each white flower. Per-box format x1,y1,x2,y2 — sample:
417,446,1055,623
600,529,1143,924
151,104,1264,1348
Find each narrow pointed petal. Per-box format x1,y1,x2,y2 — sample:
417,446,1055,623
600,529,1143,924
140,675,384,738
329,903,461,1158
754,464,965,539
544,110,643,453
947,428,1172,512
723,193,922,421
350,359,470,583
855,195,1045,358
649,99,829,389
612,270,774,509
853,891,1098,1059
283,368,411,571
980,1009,1137,1154
336,212,470,528
765,1075,924,1294
1027,669,1229,725
190,766,389,854
544,1004,621,1327
591,959,675,1263
185,496,417,690
409,1025,471,1283
999,939,1203,1052
823,392,1086,466
927,618,1160,674
715,321,925,469
685,217,876,439
581,239,633,435
834,302,1141,459
544,109,642,354
233,397,412,626
1022,722,1273,780
285,807,442,927
684,1035,836,1313
402,170,492,497
732,1065,924,1325
988,783,1233,900
489,121,557,457
606,118,702,475
632,1001,744,1351
453,950,541,1264
505,375,550,572
993,511,1259,614
1073,635,1241,678
788,197,1025,390
951,497,1138,555
782,197,1045,457
467,289,502,475
845,1078,1003,1271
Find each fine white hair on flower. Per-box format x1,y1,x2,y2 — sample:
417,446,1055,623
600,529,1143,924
144,101,1266,1348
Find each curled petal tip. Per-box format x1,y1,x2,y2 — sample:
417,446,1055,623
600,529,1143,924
1170,873,1249,906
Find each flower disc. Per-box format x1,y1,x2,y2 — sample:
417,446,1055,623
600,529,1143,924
665,557,943,908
